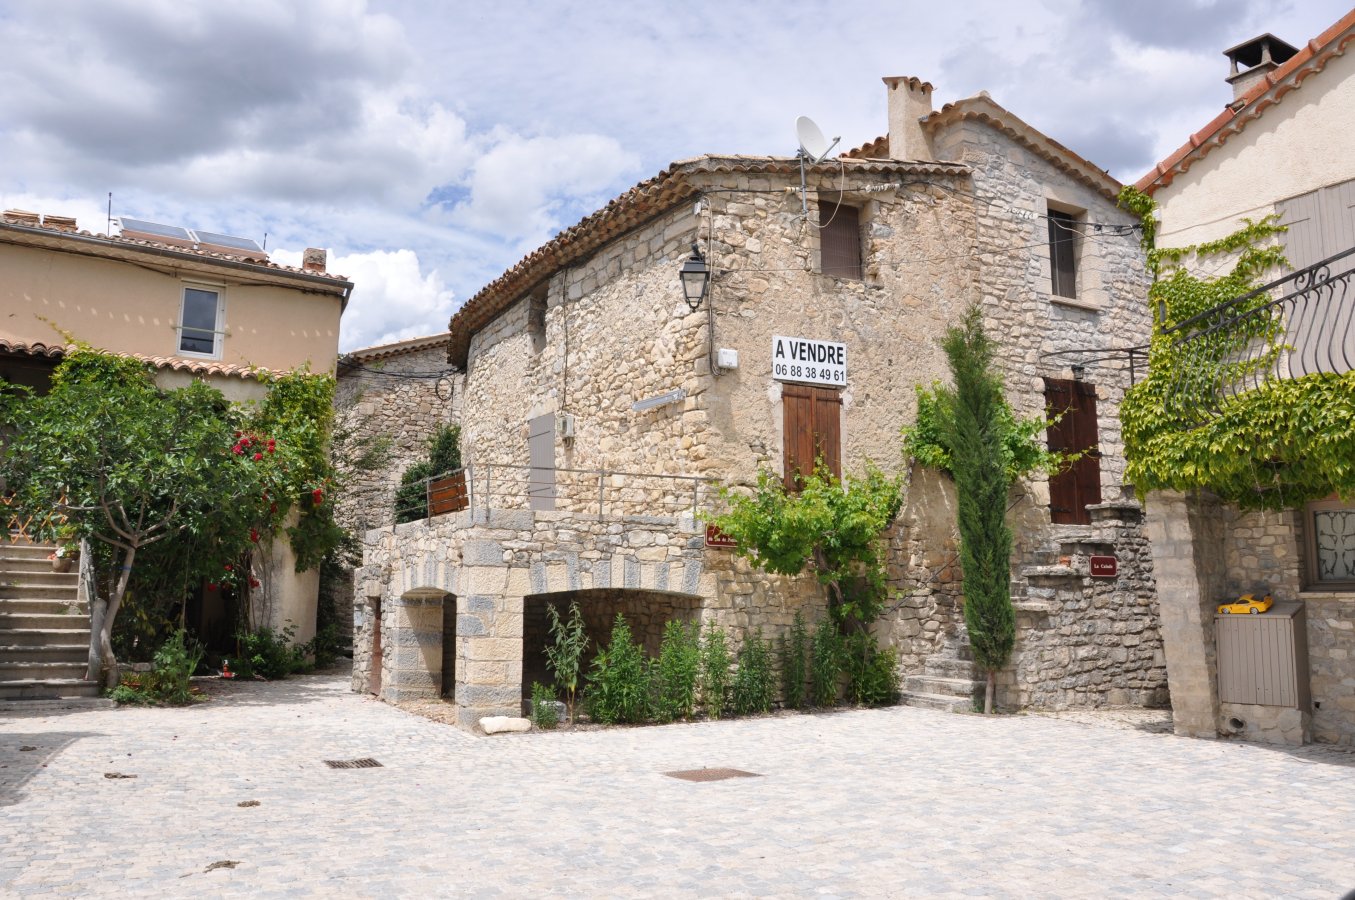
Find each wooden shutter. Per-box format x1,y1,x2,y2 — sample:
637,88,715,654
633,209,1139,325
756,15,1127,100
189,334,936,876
820,203,862,280
527,413,555,511
1048,211,1077,299
783,385,842,489
1045,378,1101,525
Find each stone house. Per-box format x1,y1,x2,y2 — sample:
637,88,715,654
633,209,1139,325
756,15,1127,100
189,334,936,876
329,332,459,648
1135,13,1355,746
353,76,1167,728
0,210,351,699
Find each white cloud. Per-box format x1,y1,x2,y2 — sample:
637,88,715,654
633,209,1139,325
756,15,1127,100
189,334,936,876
272,246,454,351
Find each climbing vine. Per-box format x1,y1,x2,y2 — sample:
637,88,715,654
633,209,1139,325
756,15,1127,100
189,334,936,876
1117,186,1355,510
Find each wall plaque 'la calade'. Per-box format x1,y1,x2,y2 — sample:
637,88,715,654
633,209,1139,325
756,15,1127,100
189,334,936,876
771,335,847,388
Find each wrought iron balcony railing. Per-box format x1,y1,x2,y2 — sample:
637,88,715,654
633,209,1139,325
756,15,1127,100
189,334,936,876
1159,245,1355,426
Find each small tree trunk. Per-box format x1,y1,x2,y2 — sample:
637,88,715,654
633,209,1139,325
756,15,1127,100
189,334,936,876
984,669,995,714
97,544,138,689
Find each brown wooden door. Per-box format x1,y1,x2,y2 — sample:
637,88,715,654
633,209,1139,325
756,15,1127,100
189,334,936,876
783,384,843,489
1045,378,1101,525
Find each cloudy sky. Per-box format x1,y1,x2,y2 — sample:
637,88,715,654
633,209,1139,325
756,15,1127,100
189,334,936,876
1,0,1347,351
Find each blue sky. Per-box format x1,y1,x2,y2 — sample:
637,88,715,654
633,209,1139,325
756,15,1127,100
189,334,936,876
1,0,1348,350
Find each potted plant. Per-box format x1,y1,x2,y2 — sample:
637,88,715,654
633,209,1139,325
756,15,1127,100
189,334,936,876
49,525,80,573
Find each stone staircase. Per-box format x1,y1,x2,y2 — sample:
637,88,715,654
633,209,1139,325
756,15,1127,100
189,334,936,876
900,630,984,712
0,541,99,700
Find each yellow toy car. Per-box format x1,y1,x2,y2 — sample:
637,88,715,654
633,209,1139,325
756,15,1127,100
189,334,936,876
1217,594,1274,615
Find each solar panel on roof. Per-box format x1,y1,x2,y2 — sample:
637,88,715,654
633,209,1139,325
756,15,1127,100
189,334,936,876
193,230,263,252
116,217,192,240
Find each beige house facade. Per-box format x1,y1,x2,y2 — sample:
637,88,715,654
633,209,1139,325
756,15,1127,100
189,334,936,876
1135,13,1355,746
1,211,351,698
354,77,1165,729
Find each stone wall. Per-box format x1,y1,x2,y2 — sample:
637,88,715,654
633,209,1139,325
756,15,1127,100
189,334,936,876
331,342,461,649
353,507,829,728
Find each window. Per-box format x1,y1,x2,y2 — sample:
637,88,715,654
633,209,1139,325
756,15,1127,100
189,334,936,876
1306,496,1355,589
1044,378,1101,525
782,384,842,489
179,286,222,357
527,288,547,355
819,200,862,280
1047,209,1079,300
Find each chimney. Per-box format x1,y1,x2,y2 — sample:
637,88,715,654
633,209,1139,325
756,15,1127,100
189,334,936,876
3,209,41,227
302,247,327,273
883,76,935,162
1223,33,1299,107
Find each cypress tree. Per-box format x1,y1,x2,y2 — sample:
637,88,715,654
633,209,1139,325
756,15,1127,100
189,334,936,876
938,305,1015,713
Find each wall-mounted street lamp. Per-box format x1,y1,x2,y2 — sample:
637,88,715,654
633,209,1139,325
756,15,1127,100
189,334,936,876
679,243,710,312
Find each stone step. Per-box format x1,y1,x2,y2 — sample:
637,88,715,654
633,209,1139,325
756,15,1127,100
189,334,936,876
906,674,982,699
900,690,973,713
0,661,89,681
0,584,81,600
0,612,90,631
0,543,61,558
0,628,91,648
0,598,87,616
0,644,89,664
0,570,80,587
0,695,115,713
924,656,978,678
0,558,69,576
0,678,100,701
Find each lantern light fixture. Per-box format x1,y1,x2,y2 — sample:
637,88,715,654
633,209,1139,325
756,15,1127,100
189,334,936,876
679,243,710,312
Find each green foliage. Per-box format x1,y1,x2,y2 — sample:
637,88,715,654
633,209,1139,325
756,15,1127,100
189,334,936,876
652,619,701,723
109,630,205,706
731,629,775,716
713,465,902,627
699,625,732,719
584,614,650,725
902,383,1067,484
395,424,462,523
1115,188,1351,510
779,610,809,710
810,621,843,707
938,307,1016,702
530,682,559,730
544,600,588,723
845,632,900,707
233,625,307,680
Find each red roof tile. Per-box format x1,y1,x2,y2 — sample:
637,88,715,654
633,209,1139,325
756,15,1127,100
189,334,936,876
1136,9,1355,194
0,339,273,381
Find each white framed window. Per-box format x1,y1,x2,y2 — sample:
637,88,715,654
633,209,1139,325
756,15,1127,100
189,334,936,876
178,284,224,358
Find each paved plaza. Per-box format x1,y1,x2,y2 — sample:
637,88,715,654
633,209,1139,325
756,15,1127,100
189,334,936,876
2,674,1353,898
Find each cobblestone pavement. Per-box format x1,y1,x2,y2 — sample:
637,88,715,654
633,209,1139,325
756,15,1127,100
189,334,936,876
3,675,1354,899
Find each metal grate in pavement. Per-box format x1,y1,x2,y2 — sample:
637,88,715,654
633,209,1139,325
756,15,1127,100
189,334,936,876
324,758,383,769
663,767,761,782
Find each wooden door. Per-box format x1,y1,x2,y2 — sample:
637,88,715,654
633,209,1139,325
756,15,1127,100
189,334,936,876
782,384,843,489
1045,378,1101,525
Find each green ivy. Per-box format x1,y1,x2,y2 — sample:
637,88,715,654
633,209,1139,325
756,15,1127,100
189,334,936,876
1115,188,1352,510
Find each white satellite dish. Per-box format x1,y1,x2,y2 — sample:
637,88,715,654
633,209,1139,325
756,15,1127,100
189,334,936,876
796,115,839,164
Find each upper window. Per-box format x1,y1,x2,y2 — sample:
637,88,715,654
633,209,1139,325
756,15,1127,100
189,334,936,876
1306,496,1355,589
819,201,863,280
1047,210,1079,300
179,286,222,357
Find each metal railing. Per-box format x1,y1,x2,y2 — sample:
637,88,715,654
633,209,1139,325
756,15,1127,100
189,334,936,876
394,463,721,525
1160,246,1355,426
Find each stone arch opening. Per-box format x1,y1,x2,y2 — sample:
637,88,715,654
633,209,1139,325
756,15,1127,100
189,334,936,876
384,587,456,702
521,588,703,705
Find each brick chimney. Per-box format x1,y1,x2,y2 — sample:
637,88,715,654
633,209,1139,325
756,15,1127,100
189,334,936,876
1223,33,1298,107
302,247,327,273
883,76,935,162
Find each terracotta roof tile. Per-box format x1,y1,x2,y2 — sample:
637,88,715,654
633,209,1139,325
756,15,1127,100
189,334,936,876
0,339,272,381
446,154,969,366
342,332,451,365
0,213,352,288
1136,9,1355,194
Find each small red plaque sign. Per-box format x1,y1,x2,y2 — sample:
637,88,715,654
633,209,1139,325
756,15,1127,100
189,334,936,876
1090,555,1118,578
705,524,737,549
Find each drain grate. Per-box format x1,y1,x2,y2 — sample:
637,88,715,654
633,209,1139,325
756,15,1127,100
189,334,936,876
324,758,383,769
664,767,761,782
